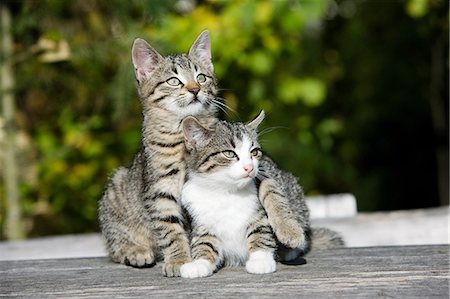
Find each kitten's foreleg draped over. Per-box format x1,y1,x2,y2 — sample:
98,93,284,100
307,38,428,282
258,178,307,250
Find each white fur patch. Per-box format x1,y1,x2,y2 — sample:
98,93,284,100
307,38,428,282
245,250,276,274
180,259,214,278
182,178,258,266
230,136,259,185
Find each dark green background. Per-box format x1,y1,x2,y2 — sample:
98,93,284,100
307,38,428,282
1,0,448,238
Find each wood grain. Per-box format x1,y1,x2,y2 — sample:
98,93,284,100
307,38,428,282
1,245,448,298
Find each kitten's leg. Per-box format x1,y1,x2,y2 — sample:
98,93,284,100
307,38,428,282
258,178,306,249
245,213,277,274
99,169,157,268
108,227,157,268
148,193,192,277
180,230,220,278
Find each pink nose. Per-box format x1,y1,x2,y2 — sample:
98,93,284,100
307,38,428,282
243,164,253,173
188,87,200,95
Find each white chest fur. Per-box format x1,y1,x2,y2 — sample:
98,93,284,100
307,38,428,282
182,178,258,266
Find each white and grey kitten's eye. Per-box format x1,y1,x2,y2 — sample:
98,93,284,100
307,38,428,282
221,150,237,159
196,74,207,84
166,77,182,86
250,148,262,158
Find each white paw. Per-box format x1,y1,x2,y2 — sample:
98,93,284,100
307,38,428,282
245,250,276,274
180,259,214,278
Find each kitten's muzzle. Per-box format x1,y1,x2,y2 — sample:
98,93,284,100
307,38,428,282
242,164,256,178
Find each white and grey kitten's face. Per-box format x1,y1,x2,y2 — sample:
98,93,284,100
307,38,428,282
183,111,265,189
131,30,219,118
216,134,262,188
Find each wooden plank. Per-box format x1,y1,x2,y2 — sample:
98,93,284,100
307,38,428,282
1,245,448,298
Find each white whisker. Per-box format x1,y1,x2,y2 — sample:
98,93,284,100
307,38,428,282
258,126,288,136
217,88,234,92
209,98,239,118
210,99,228,115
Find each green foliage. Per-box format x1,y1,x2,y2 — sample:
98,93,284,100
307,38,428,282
1,0,447,238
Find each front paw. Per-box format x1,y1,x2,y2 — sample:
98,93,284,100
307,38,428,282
274,220,306,249
162,256,193,277
119,245,155,268
245,250,276,274
180,259,214,278
162,260,185,277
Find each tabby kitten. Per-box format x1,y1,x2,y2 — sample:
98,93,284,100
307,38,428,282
98,31,221,277
180,111,278,278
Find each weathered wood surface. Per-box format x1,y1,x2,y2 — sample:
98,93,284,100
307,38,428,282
1,245,448,298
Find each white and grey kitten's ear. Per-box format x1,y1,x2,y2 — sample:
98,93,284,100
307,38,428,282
182,116,214,151
188,30,213,72
246,110,265,131
132,38,163,84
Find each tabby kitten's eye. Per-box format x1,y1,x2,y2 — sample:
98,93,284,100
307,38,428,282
166,77,182,86
251,148,262,158
221,150,237,159
196,74,207,84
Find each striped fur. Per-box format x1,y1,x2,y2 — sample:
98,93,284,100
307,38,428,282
99,30,343,278
256,142,345,259
98,31,220,277
180,114,277,278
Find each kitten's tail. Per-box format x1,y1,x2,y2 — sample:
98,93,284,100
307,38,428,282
310,227,345,250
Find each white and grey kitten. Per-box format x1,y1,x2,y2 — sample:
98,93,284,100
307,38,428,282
180,111,278,278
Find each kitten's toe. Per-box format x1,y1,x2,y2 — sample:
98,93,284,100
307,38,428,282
180,259,214,278
120,246,155,268
245,251,276,274
163,258,190,277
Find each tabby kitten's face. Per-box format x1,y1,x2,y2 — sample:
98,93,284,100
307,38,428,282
132,31,219,118
183,111,265,189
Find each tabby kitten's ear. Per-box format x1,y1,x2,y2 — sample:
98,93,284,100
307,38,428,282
182,116,214,151
189,30,213,72
246,110,265,131
132,38,163,84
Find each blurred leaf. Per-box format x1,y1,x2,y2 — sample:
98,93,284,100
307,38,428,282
249,50,273,75
406,0,428,18
278,77,326,106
